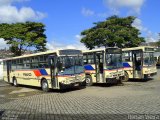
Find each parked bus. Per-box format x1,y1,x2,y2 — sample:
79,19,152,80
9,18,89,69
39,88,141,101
3,49,86,92
83,48,124,86
122,46,157,81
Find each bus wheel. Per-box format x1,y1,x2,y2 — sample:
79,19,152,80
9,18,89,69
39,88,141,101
41,79,49,92
85,75,93,86
123,72,129,82
13,77,18,87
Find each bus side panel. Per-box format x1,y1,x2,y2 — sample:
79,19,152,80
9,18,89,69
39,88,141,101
123,62,134,79
3,70,8,82
84,64,96,83
0,61,3,80
11,68,51,87
142,66,157,77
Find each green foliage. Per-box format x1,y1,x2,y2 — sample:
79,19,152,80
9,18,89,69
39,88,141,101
0,22,47,56
81,15,145,49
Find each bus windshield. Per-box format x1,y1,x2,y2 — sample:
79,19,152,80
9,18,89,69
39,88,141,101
74,56,84,74
57,56,83,75
106,53,122,69
143,52,155,66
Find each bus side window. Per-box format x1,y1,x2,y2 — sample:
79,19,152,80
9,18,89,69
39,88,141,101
12,60,17,70
83,54,88,64
123,52,132,62
3,61,7,71
88,53,94,64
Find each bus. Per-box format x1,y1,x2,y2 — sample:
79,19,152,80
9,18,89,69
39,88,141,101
83,48,124,86
122,46,157,81
3,49,86,92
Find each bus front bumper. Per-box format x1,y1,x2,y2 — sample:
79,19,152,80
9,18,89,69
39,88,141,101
59,80,86,89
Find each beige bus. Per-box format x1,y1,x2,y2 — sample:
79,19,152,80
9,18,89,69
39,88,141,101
122,46,157,81
3,49,86,92
83,48,124,86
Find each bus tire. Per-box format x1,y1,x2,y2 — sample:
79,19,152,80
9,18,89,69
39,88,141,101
85,75,93,86
123,72,129,82
41,79,49,92
13,77,18,87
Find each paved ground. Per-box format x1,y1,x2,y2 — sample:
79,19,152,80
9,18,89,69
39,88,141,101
0,69,160,120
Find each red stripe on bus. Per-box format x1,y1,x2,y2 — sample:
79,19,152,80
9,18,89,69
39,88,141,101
33,70,42,77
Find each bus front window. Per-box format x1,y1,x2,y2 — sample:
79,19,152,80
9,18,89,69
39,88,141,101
57,56,75,75
106,54,122,69
143,52,154,66
75,56,84,74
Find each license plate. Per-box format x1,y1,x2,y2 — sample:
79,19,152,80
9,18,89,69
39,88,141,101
74,83,79,86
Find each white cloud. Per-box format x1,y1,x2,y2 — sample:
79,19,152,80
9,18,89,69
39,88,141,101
81,7,109,18
0,0,46,23
46,41,87,51
132,18,147,31
0,38,9,49
81,7,95,17
75,34,83,41
132,18,158,42
104,0,145,14
47,35,87,51
145,32,159,43
0,0,29,6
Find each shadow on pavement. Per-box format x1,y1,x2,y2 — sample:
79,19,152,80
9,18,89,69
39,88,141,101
51,86,86,93
127,78,154,82
16,84,86,93
92,83,123,87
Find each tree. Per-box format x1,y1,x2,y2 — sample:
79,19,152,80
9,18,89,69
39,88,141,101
0,22,47,56
80,15,145,49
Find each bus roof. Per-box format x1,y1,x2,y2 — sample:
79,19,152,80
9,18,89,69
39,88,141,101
3,49,82,61
122,46,155,52
82,47,118,53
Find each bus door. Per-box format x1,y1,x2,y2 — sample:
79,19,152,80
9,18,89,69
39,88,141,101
48,56,57,88
95,52,104,83
6,61,11,83
132,50,143,79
